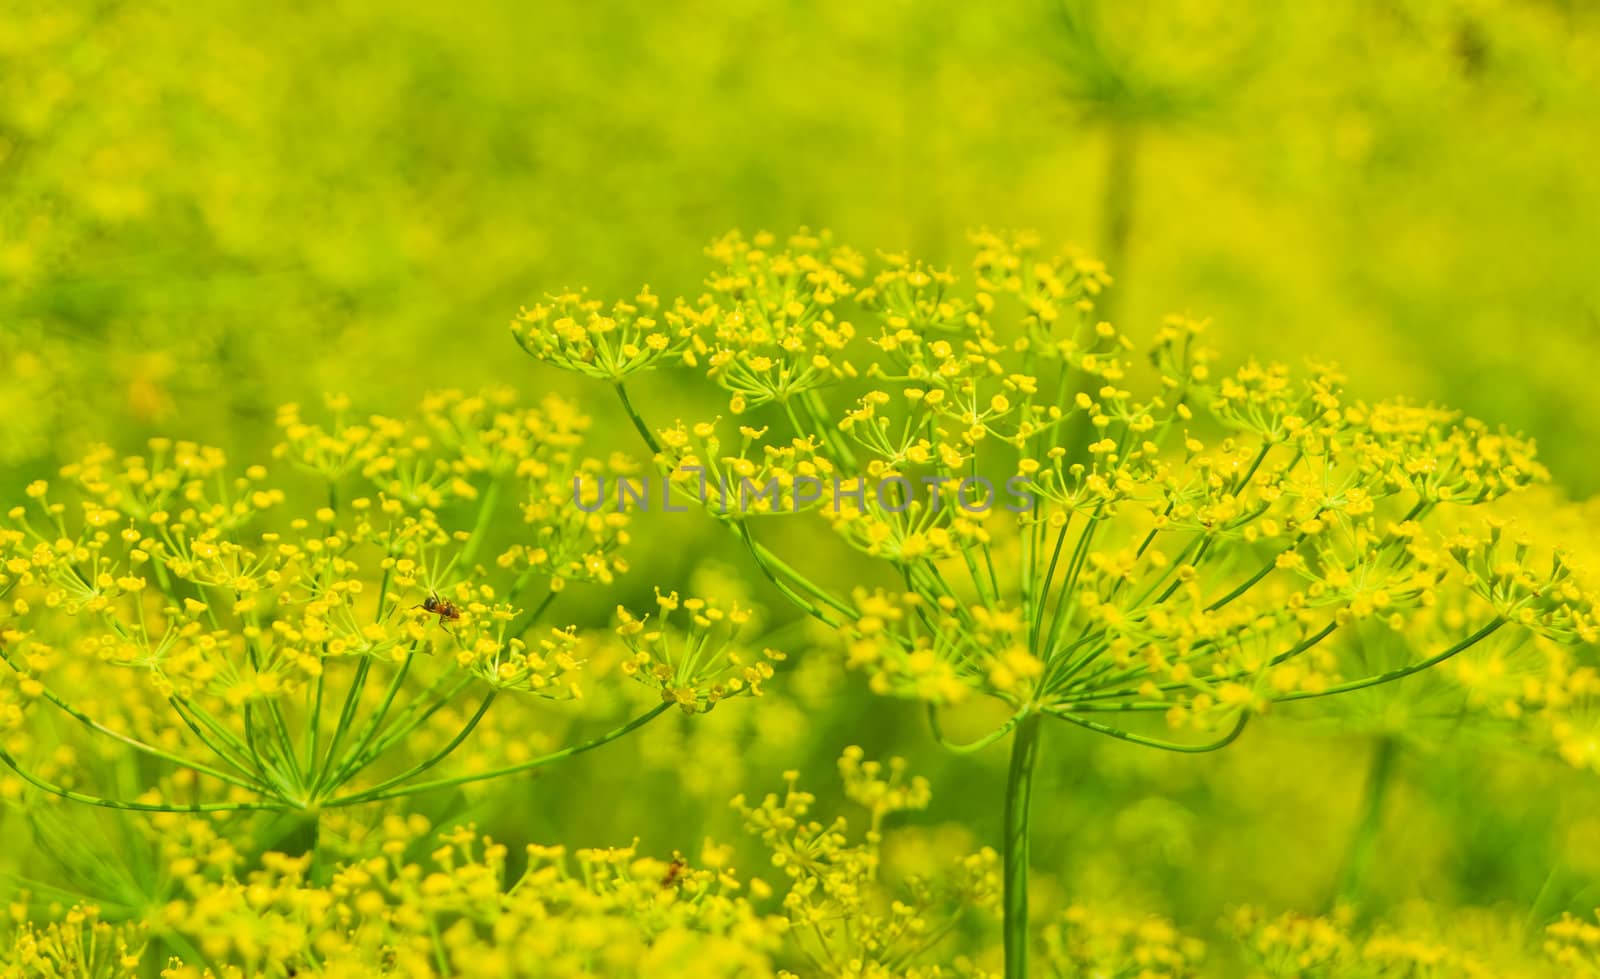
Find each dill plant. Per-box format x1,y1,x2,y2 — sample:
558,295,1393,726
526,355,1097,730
1277,542,1600,908
0,749,1002,976
1220,486,1600,910
0,905,145,979
0,390,771,828
1228,904,1574,978
1275,488,1600,913
2,737,1591,976
733,746,1001,974
514,230,1598,977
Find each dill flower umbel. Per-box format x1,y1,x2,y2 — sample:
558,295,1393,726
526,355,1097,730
617,590,785,714
1042,904,1204,979
0,390,670,816
1,904,145,979
1548,910,1600,978
1230,904,1552,979
515,229,1599,978
3,753,1004,977
734,747,1001,978
510,288,705,381
13,814,784,978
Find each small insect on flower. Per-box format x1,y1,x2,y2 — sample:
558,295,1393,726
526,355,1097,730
415,593,463,624
662,853,687,888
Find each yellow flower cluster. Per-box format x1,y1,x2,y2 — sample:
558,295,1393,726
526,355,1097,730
511,289,703,381
1232,907,1358,977
0,391,662,814
10,739,1591,978
8,816,784,978
616,591,784,714
734,748,1000,977
1,905,144,979
1548,911,1600,978
1328,488,1600,770
518,230,1598,757
1231,906,1527,979
0,753,1011,977
700,230,863,412
1041,904,1204,978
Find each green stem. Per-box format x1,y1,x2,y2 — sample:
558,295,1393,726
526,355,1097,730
327,701,672,806
166,694,277,788
1332,735,1398,909
802,389,857,470
1281,619,1504,701
735,522,853,623
0,747,279,813
1524,865,1563,942
310,658,373,795
330,675,475,786
276,810,321,859
458,478,504,570
324,649,418,787
1047,707,1250,753
510,588,558,640
1003,711,1042,979
0,651,269,794
329,693,497,804
614,382,661,456
927,705,1026,755
305,664,326,777
1098,120,1138,322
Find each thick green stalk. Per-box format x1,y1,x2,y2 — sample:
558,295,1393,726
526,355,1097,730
277,810,321,860
1003,711,1042,979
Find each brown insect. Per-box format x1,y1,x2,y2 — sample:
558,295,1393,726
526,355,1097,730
661,854,687,889
415,593,462,623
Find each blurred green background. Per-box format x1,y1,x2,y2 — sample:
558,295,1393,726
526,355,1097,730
3,0,1599,967
5,0,1597,489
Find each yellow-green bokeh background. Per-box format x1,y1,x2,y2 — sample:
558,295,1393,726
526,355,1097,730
4,0,1600,967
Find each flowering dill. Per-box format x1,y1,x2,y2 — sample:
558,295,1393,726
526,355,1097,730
1229,904,1554,979
1548,910,1600,978
734,746,1001,977
1043,904,1204,979
0,391,682,816
128,815,781,977
617,590,785,714
2,753,1001,977
6,744,1593,977
1,905,145,979
515,229,1599,978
